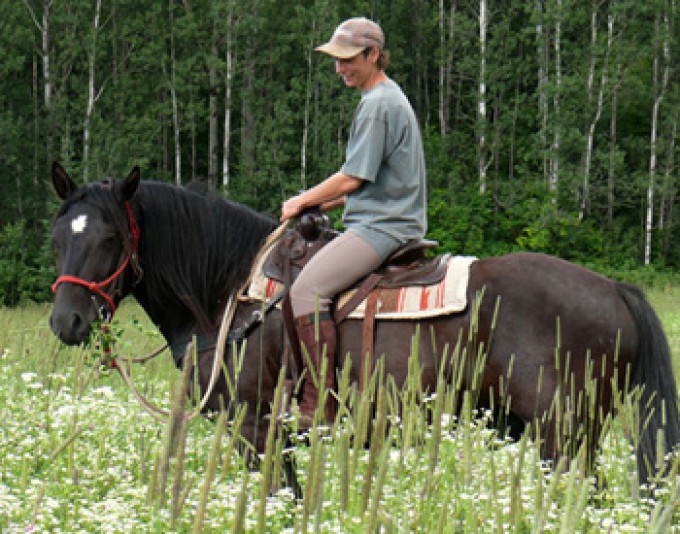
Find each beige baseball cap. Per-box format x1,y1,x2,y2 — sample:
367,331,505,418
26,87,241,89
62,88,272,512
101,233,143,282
315,17,385,59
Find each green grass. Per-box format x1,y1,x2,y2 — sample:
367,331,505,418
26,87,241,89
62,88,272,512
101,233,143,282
0,291,679,533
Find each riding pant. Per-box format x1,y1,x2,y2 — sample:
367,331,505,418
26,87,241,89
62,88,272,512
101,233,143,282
289,230,388,318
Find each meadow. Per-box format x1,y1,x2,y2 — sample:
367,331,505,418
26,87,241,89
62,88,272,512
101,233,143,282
0,287,679,533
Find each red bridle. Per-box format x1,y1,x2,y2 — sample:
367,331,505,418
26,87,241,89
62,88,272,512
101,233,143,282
51,202,141,317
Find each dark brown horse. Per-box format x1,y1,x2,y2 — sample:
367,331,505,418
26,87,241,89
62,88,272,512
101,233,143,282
49,163,679,486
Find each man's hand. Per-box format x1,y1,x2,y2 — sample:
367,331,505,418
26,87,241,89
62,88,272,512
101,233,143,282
280,172,362,222
281,195,306,222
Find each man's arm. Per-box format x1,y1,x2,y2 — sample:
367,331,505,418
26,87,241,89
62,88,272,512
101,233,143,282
281,172,362,222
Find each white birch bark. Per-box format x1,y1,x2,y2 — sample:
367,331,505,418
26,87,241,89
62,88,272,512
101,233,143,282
580,7,613,220
23,1,53,114
222,2,235,191
478,0,489,194
42,1,51,109
645,10,670,265
169,5,181,185
82,0,103,183
549,0,562,196
578,4,598,219
536,0,549,185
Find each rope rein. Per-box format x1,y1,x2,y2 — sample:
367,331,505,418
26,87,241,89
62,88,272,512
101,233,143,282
109,220,290,423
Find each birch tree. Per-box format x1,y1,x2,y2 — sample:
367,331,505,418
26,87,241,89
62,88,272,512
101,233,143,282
645,6,671,265
478,0,489,193
535,0,550,188
82,0,104,183
23,0,52,111
549,0,562,197
168,1,181,185
221,0,236,191
579,2,613,220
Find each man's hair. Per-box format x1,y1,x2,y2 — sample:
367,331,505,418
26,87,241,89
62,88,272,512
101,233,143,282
363,47,391,70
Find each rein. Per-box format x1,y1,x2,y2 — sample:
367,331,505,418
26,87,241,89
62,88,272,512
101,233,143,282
51,202,142,317
103,220,290,424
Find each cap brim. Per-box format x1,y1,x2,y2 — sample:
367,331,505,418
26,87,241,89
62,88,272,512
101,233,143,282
315,42,365,59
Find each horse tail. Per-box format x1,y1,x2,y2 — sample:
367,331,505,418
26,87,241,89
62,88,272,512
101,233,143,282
617,282,680,483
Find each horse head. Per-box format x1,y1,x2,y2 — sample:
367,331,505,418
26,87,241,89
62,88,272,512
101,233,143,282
50,162,142,345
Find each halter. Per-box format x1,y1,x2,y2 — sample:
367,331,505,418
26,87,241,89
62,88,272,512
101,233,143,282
51,202,142,317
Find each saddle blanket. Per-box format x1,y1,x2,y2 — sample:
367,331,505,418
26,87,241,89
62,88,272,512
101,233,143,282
244,254,477,320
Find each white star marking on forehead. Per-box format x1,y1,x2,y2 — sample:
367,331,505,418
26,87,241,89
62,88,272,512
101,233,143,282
71,214,88,234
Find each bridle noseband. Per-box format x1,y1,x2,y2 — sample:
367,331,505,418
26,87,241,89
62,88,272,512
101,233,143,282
51,202,142,317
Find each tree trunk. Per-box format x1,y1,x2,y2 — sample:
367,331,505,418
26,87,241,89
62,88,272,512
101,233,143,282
171,25,181,185
40,0,51,111
580,6,612,220
82,0,103,183
478,0,489,194
535,0,549,187
23,0,53,167
221,2,235,192
645,10,670,265
549,0,562,199
207,20,219,192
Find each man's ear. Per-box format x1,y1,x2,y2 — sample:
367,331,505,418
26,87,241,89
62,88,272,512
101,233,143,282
116,166,141,202
52,161,78,200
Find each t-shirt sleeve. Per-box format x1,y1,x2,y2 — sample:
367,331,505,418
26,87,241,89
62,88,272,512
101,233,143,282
341,116,386,183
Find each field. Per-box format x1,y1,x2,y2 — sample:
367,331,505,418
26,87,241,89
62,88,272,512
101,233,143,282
1,287,679,532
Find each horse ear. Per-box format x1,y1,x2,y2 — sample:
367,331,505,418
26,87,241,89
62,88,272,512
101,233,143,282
117,166,141,202
52,161,78,200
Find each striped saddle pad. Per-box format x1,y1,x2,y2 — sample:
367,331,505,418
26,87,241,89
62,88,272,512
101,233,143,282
244,255,476,320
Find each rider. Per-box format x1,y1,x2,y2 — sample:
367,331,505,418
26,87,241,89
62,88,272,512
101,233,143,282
281,17,427,428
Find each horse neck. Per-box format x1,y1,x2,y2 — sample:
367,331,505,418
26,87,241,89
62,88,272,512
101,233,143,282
131,184,276,345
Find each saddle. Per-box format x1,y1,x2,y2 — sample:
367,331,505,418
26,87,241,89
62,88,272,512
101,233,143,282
263,211,447,301
262,210,448,394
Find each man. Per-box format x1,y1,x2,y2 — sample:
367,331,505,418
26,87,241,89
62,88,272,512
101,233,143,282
281,17,427,428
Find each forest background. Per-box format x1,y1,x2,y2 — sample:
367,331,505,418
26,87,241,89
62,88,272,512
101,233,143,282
0,0,678,306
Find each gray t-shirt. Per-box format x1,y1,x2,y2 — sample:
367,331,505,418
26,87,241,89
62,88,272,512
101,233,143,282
341,79,427,260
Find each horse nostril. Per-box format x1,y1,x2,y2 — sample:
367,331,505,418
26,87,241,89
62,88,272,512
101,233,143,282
70,312,83,333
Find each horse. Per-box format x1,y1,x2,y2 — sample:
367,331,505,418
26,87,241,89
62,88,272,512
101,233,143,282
49,162,680,488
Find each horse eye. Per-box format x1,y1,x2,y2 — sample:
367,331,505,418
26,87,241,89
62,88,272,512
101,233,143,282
102,234,118,248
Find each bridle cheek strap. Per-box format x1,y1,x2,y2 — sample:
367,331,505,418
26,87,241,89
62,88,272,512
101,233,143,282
51,202,140,317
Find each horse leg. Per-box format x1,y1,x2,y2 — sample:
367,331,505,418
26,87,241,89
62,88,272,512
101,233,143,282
239,416,303,499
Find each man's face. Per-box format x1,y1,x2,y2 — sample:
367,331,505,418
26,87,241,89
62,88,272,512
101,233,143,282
334,48,378,91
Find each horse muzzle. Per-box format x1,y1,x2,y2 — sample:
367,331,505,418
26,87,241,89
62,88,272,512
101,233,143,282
50,290,100,345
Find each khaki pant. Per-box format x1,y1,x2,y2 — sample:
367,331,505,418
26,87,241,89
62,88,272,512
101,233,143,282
290,231,384,318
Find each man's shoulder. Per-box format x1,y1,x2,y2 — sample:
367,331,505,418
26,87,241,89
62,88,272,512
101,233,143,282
358,81,407,118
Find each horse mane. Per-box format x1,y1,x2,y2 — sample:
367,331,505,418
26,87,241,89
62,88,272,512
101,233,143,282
60,180,277,330
136,182,277,329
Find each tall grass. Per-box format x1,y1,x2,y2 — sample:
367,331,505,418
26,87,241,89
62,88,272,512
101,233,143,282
0,297,679,532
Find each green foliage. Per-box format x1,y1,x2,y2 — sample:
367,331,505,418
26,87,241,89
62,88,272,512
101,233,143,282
0,222,55,306
0,0,678,301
